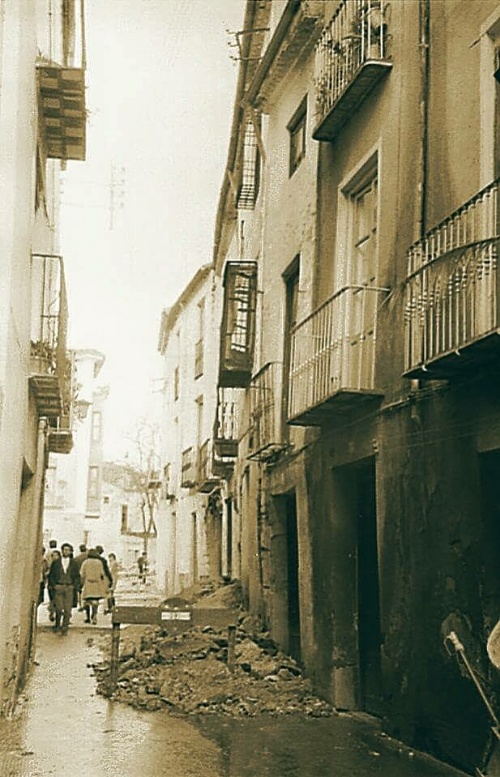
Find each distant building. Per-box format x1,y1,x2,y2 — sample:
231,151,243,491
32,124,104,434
157,264,236,595
100,461,157,571
0,1,87,715
43,349,108,550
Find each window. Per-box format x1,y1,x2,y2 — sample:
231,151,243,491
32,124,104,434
91,410,102,442
288,97,307,176
87,466,99,499
121,504,128,533
351,176,378,287
195,298,205,379
173,365,180,401
196,395,204,449
45,465,57,504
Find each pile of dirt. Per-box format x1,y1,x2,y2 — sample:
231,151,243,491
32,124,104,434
92,583,332,719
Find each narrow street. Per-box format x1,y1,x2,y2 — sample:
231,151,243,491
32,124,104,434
0,609,468,777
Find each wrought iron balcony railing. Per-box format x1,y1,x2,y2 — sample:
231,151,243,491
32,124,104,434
288,285,388,425
404,179,500,378
181,446,197,488
219,262,257,388
248,362,287,462
313,0,392,141
30,254,69,419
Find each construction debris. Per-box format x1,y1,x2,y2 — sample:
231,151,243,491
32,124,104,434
92,582,333,719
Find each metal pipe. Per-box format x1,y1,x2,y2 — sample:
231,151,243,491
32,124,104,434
418,0,430,238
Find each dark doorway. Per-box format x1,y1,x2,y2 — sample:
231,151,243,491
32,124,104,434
285,492,301,662
330,457,381,712
271,491,301,662
226,497,233,580
479,449,500,629
192,512,198,584
355,458,382,713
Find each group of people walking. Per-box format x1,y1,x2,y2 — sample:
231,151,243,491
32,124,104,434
40,541,119,635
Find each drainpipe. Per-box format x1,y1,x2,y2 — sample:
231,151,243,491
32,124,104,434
418,0,430,239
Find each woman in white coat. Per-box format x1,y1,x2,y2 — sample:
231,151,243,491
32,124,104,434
80,548,109,624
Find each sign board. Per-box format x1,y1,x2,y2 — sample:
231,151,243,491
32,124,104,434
158,597,192,634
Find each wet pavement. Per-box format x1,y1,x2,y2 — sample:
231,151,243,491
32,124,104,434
0,602,469,777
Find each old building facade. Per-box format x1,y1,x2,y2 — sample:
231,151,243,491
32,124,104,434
0,0,87,714
208,0,500,771
157,265,228,595
43,349,109,551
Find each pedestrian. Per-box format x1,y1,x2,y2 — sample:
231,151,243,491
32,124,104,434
80,548,109,625
46,548,61,621
44,540,58,621
104,553,119,613
38,547,49,606
73,543,88,611
137,552,147,585
47,543,80,635
95,545,113,588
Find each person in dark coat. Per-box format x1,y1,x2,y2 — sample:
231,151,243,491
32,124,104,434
48,542,80,635
95,545,113,587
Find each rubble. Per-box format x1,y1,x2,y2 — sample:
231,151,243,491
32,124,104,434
92,581,333,719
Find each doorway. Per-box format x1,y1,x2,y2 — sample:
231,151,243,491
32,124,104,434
479,449,500,628
356,458,381,712
225,497,233,580
272,491,301,663
331,457,381,712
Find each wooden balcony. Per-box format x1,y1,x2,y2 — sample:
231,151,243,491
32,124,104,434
47,414,73,454
213,388,240,476
214,388,240,457
219,262,257,388
248,362,287,462
37,64,86,161
288,285,388,426
181,446,197,489
30,254,69,420
197,439,220,494
404,179,500,379
313,0,392,141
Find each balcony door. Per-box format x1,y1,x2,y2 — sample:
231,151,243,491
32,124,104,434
339,158,379,389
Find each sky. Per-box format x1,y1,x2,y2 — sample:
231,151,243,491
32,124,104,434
61,0,246,460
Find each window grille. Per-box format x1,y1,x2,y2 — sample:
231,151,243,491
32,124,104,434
237,122,260,209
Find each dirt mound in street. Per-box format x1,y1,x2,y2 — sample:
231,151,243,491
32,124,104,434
92,583,332,719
